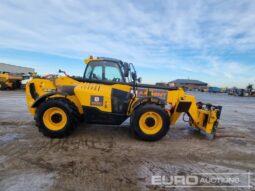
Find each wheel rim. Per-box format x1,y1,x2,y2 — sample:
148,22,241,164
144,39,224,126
43,107,67,131
139,111,163,135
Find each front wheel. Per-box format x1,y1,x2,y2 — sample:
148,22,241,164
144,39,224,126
131,104,170,141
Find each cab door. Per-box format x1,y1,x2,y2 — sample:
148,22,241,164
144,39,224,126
74,61,133,124
103,61,133,115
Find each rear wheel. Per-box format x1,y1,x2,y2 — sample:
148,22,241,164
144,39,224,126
11,81,17,89
0,82,6,90
16,81,21,89
131,104,170,141
35,99,79,138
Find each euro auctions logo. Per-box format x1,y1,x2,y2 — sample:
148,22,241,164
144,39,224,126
152,175,199,186
151,173,252,188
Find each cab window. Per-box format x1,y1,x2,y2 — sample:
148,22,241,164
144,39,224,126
91,65,103,80
22,76,30,80
105,62,123,82
84,64,92,79
84,61,124,82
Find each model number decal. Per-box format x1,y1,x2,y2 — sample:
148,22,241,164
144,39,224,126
151,89,168,100
136,88,167,100
137,88,147,97
90,96,104,106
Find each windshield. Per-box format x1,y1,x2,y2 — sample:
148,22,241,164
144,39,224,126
83,61,125,82
23,76,30,80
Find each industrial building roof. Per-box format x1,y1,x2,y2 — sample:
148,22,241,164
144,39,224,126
0,63,34,74
169,79,207,85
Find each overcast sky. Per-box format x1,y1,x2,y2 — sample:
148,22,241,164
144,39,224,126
0,0,255,88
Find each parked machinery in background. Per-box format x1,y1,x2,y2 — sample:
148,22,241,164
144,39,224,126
0,73,22,90
21,73,38,88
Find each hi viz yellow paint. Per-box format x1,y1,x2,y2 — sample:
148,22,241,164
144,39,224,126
43,107,67,131
139,111,163,135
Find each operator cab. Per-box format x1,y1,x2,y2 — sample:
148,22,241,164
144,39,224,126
83,57,139,84
83,60,126,82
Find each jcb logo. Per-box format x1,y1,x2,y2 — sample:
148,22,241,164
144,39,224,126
91,96,104,106
94,96,100,102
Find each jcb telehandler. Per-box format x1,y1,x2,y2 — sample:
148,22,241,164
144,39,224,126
26,56,222,141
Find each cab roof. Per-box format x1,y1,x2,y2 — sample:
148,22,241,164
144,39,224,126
84,56,122,64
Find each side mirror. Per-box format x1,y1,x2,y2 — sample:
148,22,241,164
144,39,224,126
131,72,137,81
137,77,142,83
123,63,129,77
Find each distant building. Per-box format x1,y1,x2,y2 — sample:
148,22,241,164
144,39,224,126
168,79,208,90
0,63,34,74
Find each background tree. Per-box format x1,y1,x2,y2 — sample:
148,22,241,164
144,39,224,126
246,84,253,94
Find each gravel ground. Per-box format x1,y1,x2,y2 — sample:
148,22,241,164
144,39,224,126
0,90,254,191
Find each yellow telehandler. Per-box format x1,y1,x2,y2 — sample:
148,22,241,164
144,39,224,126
25,56,222,141
0,73,22,90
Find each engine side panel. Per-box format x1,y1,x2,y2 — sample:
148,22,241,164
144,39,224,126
74,82,132,113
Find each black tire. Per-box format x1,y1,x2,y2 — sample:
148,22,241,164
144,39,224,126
35,99,79,138
12,81,17,89
0,82,6,90
131,104,170,141
16,81,21,89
